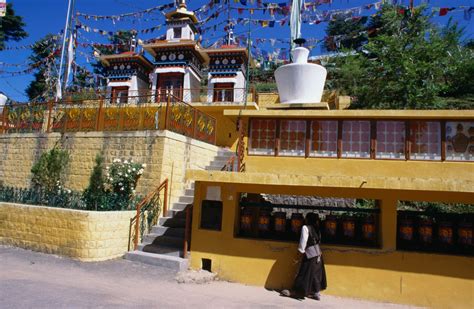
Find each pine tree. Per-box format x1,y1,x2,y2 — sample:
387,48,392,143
0,3,28,50
25,34,61,101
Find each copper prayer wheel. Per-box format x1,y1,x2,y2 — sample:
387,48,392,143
399,218,414,241
291,213,304,233
273,212,287,233
438,221,453,245
240,208,253,233
342,216,356,239
457,222,472,246
258,210,271,232
362,216,376,241
418,218,433,244
324,215,337,237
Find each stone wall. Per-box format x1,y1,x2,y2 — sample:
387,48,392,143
0,202,135,261
0,130,222,206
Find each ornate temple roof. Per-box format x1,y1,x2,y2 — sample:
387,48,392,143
99,52,154,71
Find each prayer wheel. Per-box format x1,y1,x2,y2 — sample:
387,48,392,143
291,213,304,234
240,208,253,233
399,218,414,241
273,212,287,233
342,216,355,239
418,218,433,244
258,210,271,233
362,216,376,241
324,215,337,238
457,222,472,246
438,221,453,245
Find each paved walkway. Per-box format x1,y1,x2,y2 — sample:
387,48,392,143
0,246,418,309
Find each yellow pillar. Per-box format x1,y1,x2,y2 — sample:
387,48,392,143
380,198,397,250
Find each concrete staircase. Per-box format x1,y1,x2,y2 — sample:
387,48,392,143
125,148,235,271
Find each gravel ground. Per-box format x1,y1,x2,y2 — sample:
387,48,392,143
0,245,420,309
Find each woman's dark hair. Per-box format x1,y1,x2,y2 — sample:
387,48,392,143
306,212,319,229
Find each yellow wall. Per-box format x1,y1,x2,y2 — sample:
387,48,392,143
189,182,474,309
0,130,221,206
0,202,135,261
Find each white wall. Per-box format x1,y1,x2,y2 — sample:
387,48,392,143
166,24,195,42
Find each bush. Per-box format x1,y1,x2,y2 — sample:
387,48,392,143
31,147,69,191
82,157,145,211
82,154,106,210
0,185,85,209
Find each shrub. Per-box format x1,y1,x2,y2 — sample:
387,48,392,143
82,154,106,210
82,157,145,211
31,147,69,191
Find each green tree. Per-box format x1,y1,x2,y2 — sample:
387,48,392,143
0,3,28,50
324,15,368,52
331,5,474,109
82,155,106,210
31,147,70,191
25,34,61,101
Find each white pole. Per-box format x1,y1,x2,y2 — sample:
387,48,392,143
56,0,73,101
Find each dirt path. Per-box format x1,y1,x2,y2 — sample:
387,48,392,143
0,246,419,308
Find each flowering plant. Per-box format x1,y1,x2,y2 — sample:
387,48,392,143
106,159,144,194
83,156,146,211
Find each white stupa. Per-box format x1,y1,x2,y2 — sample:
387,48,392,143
274,43,327,104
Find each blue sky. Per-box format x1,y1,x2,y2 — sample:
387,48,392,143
0,0,472,101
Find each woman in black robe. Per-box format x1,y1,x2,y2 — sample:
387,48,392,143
282,213,327,300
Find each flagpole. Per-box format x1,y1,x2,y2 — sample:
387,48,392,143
56,0,74,101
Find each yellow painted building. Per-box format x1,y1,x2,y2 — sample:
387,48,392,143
186,109,474,309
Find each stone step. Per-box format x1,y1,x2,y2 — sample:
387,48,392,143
137,242,180,255
216,149,233,156
169,209,187,219
142,234,183,247
184,189,195,196
159,216,186,228
178,195,194,204
151,225,185,238
125,250,188,271
171,202,190,212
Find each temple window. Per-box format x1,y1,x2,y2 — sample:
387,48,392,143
213,83,234,102
249,119,276,155
445,121,474,161
310,120,338,157
111,86,129,104
376,121,406,159
173,27,182,39
279,120,306,156
341,120,371,158
409,121,441,160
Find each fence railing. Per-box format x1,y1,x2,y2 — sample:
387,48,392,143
165,94,217,144
1,93,216,145
128,178,168,251
61,87,256,105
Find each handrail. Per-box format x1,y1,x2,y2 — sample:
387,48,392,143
183,204,192,258
221,155,236,172
237,118,246,172
128,178,168,251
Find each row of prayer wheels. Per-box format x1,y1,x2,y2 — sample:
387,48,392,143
240,209,305,235
399,217,473,247
240,208,377,243
323,215,377,242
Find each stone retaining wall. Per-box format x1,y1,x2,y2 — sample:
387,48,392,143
0,130,222,206
0,202,135,261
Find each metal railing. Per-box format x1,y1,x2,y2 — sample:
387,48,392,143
183,204,192,258
1,93,217,145
165,94,217,144
128,178,168,251
63,87,256,105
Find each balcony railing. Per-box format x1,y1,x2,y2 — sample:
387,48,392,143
61,87,256,105
1,92,217,145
